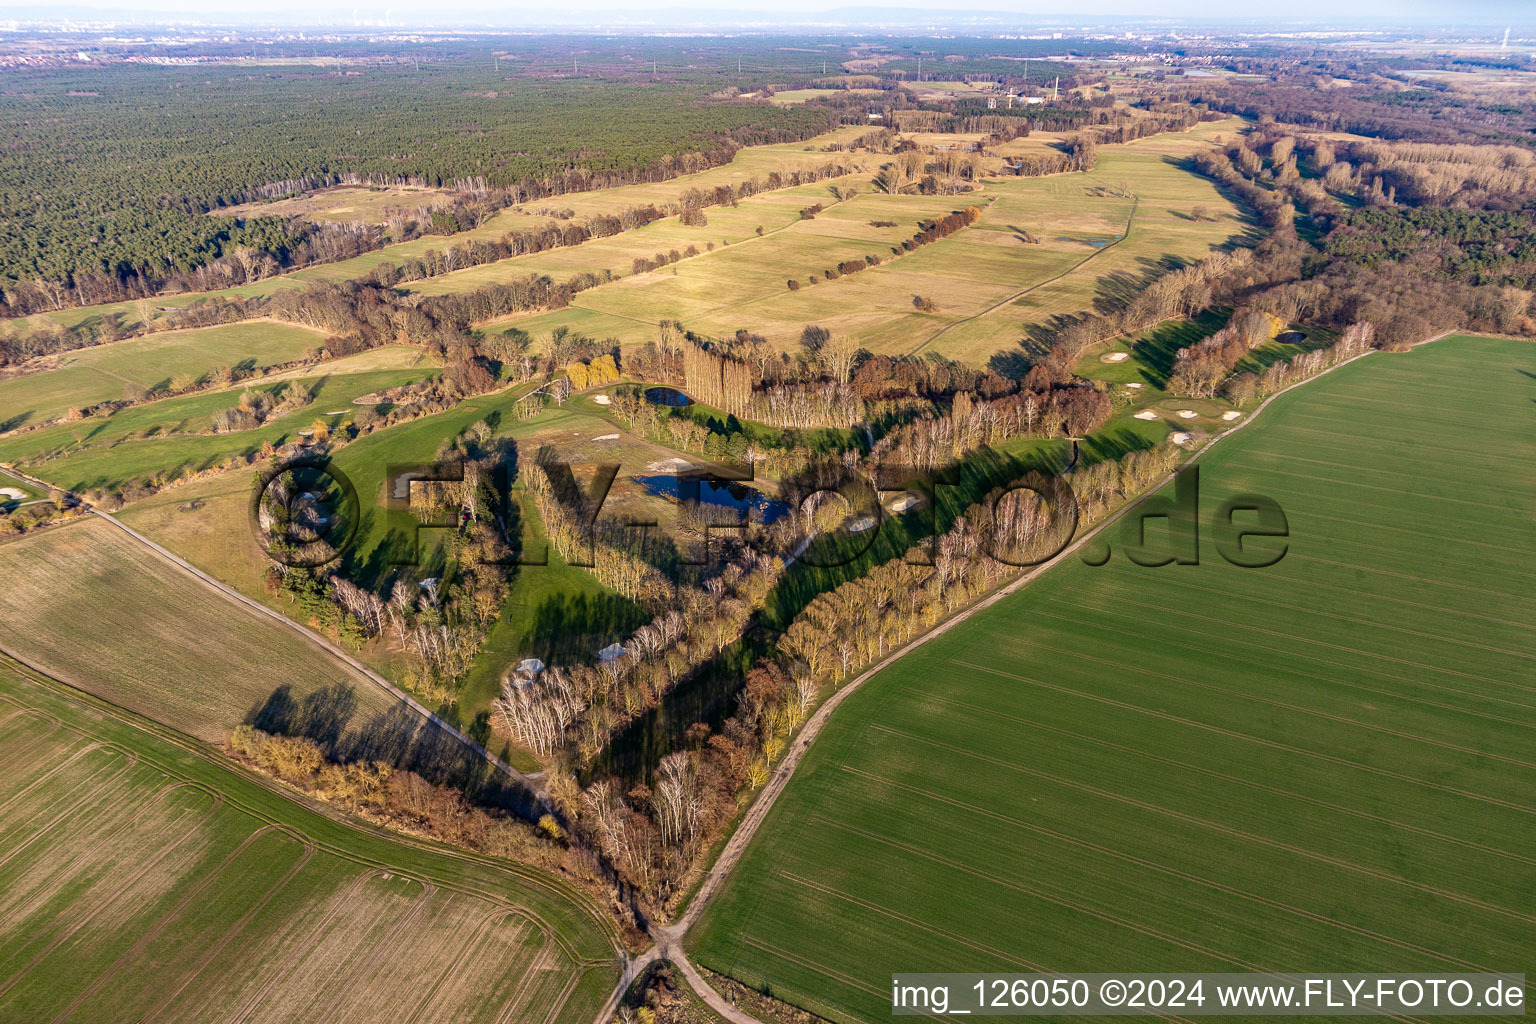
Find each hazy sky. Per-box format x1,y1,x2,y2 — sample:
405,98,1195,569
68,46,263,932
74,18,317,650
13,0,1532,28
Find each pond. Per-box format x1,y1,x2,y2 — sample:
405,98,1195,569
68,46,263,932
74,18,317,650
644,386,693,407
1057,236,1119,248
633,474,791,524
1277,331,1308,344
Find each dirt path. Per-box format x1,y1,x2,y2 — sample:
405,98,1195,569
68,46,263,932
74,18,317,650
905,188,1139,358
81,507,538,792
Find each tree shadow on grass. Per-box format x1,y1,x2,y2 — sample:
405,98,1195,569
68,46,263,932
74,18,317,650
524,591,649,665
245,682,360,753
1080,426,1158,465
1131,311,1228,388
243,682,540,815
1091,257,1187,318
1167,155,1268,247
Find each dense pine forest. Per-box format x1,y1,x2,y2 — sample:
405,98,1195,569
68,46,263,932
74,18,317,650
0,61,837,305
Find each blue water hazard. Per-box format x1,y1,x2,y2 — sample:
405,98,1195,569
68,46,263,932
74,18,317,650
643,386,693,407
1277,331,1308,344
1056,236,1119,247
633,474,791,524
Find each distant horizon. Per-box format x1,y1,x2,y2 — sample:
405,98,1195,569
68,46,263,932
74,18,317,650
1,2,1531,33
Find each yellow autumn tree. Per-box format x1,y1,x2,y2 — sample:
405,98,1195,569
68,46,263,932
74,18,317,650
588,353,619,384
565,361,590,391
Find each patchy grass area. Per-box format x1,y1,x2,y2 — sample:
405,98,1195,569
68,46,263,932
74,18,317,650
114,384,655,728
6,127,878,337
689,336,1536,1022
12,121,1243,374
0,319,328,431
764,88,883,105
0,516,399,742
480,120,1247,366
216,184,460,224
0,367,430,494
0,666,619,1024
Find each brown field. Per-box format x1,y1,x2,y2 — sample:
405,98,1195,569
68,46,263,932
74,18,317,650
0,516,400,742
0,670,619,1024
216,184,460,225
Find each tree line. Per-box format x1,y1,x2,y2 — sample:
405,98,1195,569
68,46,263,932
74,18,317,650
0,64,840,316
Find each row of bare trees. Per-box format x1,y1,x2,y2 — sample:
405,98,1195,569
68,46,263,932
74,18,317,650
1167,309,1286,397
493,545,783,765
870,385,1113,473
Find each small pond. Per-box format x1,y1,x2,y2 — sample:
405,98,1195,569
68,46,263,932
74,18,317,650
644,386,693,407
633,474,790,524
1057,236,1119,248
1277,331,1308,344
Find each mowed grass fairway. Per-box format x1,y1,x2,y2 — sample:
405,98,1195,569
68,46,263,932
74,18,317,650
0,366,430,494
488,120,1246,365
689,336,1536,1022
0,668,619,1023
0,319,328,430
6,127,879,337
0,517,401,742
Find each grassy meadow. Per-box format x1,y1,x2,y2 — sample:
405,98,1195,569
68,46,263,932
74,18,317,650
217,183,461,224
0,319,329,430
5,127,879,337
0,666,619,1024
688,336,1536,1022
0,517,402,743
0,367,431,494
485,119,1248,366
11,120,1246,373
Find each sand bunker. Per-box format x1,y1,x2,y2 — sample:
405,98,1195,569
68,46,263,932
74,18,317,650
1125,382,1143,389
592,394,612,405
848,516,877,533
391,471,423,500
326,410,349,415
0,487,26,501
1171,432,1193,445
593,433,620,441
1100,351,1130,363
1221,410,1242,421
890,494,923,512
647,457,695,474
1177,410,1198,419
1133,410,1160,421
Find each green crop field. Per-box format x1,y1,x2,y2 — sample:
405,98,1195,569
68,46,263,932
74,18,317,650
0,517,402,743
0,319,329,430
0,665,619,1024
688,336,1536,1022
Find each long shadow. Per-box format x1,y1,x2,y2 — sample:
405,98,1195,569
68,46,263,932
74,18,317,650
596,441,1070,783
1081,426,1157,464
245,682,359,752
243,682,540,816
524,591,649,665
1131,312,1228,388
1170,155,1266,248
1091,258,1183,317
